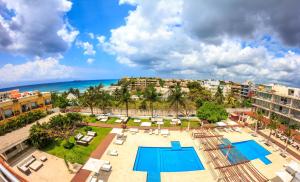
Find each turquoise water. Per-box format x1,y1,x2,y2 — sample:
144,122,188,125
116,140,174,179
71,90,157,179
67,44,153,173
0,79,118,93
221,140,272,165
133,141,205,182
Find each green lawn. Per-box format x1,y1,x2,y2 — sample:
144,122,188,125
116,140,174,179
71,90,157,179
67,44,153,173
106,117,118,124
83,115,97,123
181,119,201,128
42,127,112,164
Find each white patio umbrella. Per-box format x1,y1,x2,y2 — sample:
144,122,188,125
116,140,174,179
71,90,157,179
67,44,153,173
216,122,227,127
82,158,105,173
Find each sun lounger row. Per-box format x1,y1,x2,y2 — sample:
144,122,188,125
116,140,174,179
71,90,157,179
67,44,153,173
97,115,109,122
277,160,300,182
75,131,96,146
147,129,169,136
17,155,47,175
273,131,300,150
129,128,139,134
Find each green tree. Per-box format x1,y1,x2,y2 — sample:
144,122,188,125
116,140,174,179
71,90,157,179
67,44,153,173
283,124,299,154
214,86,224,104
29,122,52,149
115,82,131,117
51,93,69,112
144,84,160,117
197,102,228,123
159,79,165,87
242,98,252,108
266,118,279,145
80,86,101,115
168,83,186,118
98,90,112,113
68,88,80,98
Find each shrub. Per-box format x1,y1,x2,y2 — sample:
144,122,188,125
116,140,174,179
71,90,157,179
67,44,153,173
197,102,228,123
0,110,47,136
83,126,92,132
90,114,96,117
62,140,75,149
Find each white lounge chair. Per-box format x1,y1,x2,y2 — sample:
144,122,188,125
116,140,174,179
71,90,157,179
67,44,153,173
87,131,97,137
293,172,300,182
161,129,169,136
115,119,122,123
81,136,94,143
129,128,139,134
154,129,159,135
107,149,118,156
276,170,293,182
100,117,108,122
286,161,300,175
114,139,124,145
134,119,141,123
75,133,84,140
101,164,112,172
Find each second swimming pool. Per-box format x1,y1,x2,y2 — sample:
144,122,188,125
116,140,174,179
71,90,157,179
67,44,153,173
220,140,272,165
133,141,205,182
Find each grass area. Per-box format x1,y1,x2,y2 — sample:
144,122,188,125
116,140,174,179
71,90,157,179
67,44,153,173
106,117,118,124
181,119,201,128
83,115,97,123
42,126,112,164
127,118,151,126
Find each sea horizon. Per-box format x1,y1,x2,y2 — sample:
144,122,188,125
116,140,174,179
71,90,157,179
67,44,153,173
0,79,119,93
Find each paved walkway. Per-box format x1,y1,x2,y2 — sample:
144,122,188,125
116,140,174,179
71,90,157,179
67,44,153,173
71,133,116,182
87,122,190,131
258,130,300,160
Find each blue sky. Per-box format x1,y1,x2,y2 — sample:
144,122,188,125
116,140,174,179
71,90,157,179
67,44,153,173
0,0,300,88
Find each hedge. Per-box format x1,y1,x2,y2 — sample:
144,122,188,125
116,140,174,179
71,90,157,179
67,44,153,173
0,110,47,136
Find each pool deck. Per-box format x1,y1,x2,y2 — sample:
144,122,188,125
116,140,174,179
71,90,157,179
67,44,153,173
95,127,297,182
71,133,116,182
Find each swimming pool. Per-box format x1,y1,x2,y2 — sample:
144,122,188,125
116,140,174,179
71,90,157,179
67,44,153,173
221,140,272,165
133,141,205,182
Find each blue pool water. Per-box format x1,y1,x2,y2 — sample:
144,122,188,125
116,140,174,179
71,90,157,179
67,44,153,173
133,141,205,182
221,140,272,165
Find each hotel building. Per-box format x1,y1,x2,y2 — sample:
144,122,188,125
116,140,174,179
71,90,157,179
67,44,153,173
0,90,52,122
0,90,52,161
252,84,300,125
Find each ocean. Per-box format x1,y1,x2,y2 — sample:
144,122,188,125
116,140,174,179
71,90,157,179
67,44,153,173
0,79,119,93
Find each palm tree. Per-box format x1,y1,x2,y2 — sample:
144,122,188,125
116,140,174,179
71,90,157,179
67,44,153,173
115,82,131,117
144,84,160,117
168,83,186,118
80,86,101,115
283,124,298,155
98,90,112,114
266,118,279,145
255,110,264,133
215,85,224,104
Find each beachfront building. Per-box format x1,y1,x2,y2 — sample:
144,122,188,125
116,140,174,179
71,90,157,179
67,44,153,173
201,79,220,95
0,90,52,122
240,81,254,98
252,84,300,125
123,77,160,90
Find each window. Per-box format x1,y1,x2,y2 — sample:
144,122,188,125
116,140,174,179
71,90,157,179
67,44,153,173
3,109,13,118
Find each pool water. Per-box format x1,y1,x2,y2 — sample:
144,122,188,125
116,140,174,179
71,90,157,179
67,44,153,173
133,141,205,182
221,140,272,165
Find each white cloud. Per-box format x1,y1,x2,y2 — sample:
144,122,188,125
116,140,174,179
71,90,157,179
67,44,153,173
76,41,96,55
86,58,95,64
88,33,95,39
0,0,79,55
97,36,106,44
0,57,74,83
99,0,300,86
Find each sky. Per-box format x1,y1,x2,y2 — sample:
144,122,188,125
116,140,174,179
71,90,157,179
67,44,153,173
0,0,300,88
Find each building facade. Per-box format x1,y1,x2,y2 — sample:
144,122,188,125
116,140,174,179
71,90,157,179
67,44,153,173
252,84,300,125
0,90,52,123
240,81,254,98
